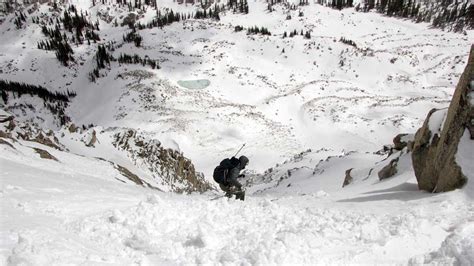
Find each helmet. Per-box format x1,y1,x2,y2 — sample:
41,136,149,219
239,155,249,168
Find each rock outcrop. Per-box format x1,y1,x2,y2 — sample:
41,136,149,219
0,115,64,151
412,44,474,192
68,123,78,133
34,131,62,150
85,130,97,147
33,148,58,161
378,158,398,180
393,133,414,151
0,115,14,123
342,168,353,187
0,111,211,193
113,129,212,193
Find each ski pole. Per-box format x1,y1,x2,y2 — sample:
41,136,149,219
233,143,246,157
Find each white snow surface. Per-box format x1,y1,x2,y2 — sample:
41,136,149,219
427,108,448,142
457,129,474,199
1,0,474,264
1,139,473,265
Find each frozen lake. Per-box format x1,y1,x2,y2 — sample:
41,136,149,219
177,79,210,90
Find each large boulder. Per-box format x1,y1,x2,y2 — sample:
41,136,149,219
68,123,78,133
393,133,414,151
412,44,474,192
378,158,398,180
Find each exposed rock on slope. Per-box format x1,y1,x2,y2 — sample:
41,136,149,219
412,45,474,192
33,147,58,161
393,133,414,151
0,110,210,193
0,115,65,151
378,158,399,180
342,168,353,187
113,129,212,193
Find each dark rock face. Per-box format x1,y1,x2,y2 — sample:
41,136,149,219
33,148,58,161
342,168,353,187
412,45,474,192
68,123,78,133
469,80,474,139
393,133,414,151
113,129,212,193
86,130,97,147
34,132,62,150
0,116,64,150
0,115,14,123
378,158,398,180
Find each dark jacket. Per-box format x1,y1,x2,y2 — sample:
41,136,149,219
214,156,247,190
226,162,244,189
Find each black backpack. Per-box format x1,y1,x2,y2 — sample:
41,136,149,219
213,157,240,184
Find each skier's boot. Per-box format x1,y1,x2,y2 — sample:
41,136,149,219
235,190,245,201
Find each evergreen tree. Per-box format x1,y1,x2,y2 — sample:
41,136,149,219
304,31,311,39
1,89,8,104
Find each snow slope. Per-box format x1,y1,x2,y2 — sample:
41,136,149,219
1,1,472,177
1,136,473,265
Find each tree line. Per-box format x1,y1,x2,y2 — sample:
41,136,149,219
34,4,101,66
117,53,159,69
88,44,159,82
123,29,143,47
329,0,354,10
14,11,27,29
283,29,311,39
227,0,249,14
136,5,223,30
340,37,357,48
1,80,75,126
247,26,272,36
0,80,76,103
89,44,113,82
357,0,473,32
37,25,75,66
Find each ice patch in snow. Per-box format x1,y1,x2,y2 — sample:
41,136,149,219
177,79,210,90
